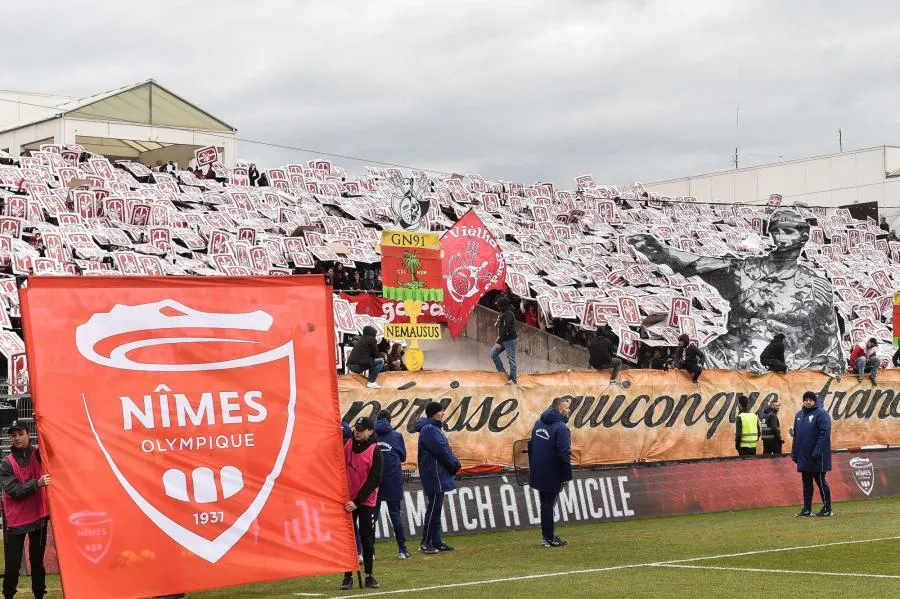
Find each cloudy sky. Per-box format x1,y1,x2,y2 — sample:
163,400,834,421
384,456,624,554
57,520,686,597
1,1,897,187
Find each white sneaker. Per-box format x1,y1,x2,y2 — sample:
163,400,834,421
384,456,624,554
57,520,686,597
367,382,381,389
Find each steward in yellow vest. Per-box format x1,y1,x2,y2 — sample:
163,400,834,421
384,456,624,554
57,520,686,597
735,395,761,456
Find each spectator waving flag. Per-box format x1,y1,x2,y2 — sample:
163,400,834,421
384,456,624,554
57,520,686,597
441,210,506,338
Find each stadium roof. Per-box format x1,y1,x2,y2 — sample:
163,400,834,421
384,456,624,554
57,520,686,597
0,79,235,134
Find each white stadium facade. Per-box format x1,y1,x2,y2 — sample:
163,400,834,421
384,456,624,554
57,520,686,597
0,79,236,169
645,146,900,227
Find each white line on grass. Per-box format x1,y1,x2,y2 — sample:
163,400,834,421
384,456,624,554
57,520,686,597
658,534,900,564
323,562,649,598
324,535,900,598
652,563,900,580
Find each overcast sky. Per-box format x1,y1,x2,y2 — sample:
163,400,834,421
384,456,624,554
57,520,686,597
1,1,898,188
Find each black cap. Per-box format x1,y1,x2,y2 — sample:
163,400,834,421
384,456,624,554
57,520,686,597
425,402,444,418
6,420,27,433
354,417,374,431
377,410,391,422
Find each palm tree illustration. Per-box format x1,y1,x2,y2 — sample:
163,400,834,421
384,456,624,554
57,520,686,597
402,251,423,289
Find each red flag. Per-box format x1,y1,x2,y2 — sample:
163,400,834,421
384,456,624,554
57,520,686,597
441,210,506,338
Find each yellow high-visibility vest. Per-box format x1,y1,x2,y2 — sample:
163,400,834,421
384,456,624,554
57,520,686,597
738,412,760,448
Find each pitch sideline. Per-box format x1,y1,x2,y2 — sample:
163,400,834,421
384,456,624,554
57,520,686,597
322,535,900,598
652,563,900,580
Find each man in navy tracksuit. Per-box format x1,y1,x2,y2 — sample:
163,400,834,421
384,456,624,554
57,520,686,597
528,397,573,547
792,391,833,517
375,410,410,559
414,402,461,554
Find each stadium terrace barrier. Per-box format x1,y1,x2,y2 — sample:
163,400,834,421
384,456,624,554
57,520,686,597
369,448,900,541
464,304,590,368
339,369,900,469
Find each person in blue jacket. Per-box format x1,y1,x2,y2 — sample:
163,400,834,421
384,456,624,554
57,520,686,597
414,402,461,554
791,391,833,517
528,397,573,547
375,410,410,559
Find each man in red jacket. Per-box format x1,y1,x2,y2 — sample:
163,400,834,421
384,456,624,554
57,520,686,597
341,417,383,590
1,421,50,599
848,338,879,384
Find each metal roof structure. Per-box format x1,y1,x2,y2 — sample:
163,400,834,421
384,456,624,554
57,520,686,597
0,79,235,134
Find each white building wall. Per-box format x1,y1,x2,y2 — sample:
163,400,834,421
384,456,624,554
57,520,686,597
645,147,893,209
0,119,64,155
0,91,76,129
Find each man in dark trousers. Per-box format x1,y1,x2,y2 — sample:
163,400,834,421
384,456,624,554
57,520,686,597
341,420,364,561
734,395,761,456
374,410,410,560
528,397,573,548
1,421,51,599
792,391,833,517
760,333,787,373
490,296,518,385
341,417,383,590
347,326,384,389
760,399,784,455
414,402,461,554
588,327,622,383
673,334,704,383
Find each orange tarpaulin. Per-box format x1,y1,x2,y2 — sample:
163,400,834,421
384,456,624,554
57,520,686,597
21,276,355,599
339,369,900,468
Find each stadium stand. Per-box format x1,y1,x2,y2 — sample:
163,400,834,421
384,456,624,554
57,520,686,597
0,144,896,389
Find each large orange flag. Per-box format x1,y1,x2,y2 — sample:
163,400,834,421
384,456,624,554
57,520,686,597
20,276,356,599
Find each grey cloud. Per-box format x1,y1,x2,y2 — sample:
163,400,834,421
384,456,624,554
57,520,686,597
3,1,900,190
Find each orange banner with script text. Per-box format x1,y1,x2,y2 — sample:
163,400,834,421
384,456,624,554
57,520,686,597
21,276,355,599
339,369,900,468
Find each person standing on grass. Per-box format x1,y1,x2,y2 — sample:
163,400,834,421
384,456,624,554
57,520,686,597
760,399,784,455
414,402,461,554
528,397,573,548
734,395,761,456
490,295,518,385
792,391,833,518
375,410,410,560
341,417,383,590
1,421,50,599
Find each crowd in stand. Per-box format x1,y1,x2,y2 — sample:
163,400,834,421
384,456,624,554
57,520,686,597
323,263,383,291
2,143,900,386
